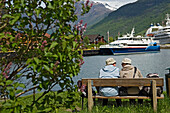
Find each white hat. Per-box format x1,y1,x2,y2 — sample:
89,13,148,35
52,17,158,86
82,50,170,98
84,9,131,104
122,58,131,64
106,58,116,65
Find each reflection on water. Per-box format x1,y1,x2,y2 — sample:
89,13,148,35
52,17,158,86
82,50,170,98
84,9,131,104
73,49,170,90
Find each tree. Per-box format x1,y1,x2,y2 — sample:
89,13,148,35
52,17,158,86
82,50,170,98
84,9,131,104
83,36,90,48
0,0,92,112
109,37,114,42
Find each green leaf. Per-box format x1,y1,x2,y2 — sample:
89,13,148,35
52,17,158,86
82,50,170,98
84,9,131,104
45,52,53,57
62,41,66,50
39,83,43,89
32,64,37,72
48,2,54,9
19,83,25,88
13,82,19,89
9,15,20,25
73,41,76,48
49,42,58,50
16,89,23,94
26,58,32,64
43,65,50,72
2,14,13,19
6,80,13,85
35,9,40,17
27,12,33,16
12,43,17,48
34,57,40,64
21,0,25,7
58,53,62,62
9,91,15,99
0,82,4,86
1,47,7,52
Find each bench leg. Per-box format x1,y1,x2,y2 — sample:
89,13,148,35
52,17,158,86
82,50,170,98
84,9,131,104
88,80,94,111
152,80,157,112
81,96,84,110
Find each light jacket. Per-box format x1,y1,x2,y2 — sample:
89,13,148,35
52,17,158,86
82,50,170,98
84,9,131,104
99,65,120,97
120,64,143,95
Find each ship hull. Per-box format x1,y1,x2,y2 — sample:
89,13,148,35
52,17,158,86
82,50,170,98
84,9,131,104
100,46,160,55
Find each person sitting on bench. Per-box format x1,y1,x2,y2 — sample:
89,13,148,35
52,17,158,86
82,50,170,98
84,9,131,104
120,58,143,104
99,57,121,106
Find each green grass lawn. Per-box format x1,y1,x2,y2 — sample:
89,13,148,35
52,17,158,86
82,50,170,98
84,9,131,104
1,92,170,113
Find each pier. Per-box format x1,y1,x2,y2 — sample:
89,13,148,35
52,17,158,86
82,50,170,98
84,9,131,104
83,49,100,56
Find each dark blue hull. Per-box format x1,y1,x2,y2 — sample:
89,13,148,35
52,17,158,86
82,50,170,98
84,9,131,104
100,46,160,55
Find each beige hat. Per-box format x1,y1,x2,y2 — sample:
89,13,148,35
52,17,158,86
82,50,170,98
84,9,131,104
106,58,116,65
122,58,131,64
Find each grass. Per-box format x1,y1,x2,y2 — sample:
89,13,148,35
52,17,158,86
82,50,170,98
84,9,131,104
75,92,170,113
1,92,170,113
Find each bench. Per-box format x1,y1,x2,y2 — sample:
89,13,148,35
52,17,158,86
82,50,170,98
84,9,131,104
81,78,164,112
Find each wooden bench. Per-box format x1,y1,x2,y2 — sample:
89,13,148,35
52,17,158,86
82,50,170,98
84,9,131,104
81,78,164,112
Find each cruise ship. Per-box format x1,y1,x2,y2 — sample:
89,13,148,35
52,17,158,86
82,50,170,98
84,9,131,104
100,28,160,55
145,14,170,45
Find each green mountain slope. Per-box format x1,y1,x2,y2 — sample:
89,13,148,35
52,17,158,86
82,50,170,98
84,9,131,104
85,0,170,40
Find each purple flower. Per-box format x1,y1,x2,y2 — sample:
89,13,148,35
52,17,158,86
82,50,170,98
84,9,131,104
86,0,89,6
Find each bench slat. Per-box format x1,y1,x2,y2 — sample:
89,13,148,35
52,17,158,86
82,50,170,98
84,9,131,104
82,78,164,87
92,94,164,99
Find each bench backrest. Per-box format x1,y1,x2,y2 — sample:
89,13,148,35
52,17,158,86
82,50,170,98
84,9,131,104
82,78,164,87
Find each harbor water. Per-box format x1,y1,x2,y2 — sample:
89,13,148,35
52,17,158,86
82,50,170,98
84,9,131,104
73,49,170,90
18,49,170,95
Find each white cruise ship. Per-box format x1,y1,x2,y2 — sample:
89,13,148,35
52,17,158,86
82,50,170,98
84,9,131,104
145,14,170,45
100,28,160,55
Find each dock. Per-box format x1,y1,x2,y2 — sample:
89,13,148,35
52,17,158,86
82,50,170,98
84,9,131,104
160,45,170,49
83,49,100,56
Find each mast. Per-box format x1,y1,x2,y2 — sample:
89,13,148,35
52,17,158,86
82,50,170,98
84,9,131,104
107,30,109,43
130,28,135,37
166,14,170,26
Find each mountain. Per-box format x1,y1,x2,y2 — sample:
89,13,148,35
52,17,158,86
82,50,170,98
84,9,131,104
85,0,170,40
75,1,113,27
47,1,113,34
92,0,138,10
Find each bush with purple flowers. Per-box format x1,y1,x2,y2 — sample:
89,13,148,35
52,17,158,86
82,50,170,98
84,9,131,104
0,0,92,112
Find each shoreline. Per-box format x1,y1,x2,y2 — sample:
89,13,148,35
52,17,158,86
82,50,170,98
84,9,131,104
160,45,170,49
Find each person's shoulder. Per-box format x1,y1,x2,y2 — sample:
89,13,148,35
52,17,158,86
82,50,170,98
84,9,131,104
115,66,119,70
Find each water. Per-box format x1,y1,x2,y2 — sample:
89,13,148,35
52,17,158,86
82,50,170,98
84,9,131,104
16,49,170,95
73,49,170,90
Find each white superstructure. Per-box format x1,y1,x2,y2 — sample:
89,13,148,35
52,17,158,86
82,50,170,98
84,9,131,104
100,28,156,49
145,14,170,44
99,28,160,55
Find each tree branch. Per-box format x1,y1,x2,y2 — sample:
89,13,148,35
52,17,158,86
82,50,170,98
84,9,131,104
31,82,58,106
16,85,39,98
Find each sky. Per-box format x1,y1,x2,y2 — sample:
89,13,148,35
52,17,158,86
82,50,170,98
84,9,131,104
91,0,138,9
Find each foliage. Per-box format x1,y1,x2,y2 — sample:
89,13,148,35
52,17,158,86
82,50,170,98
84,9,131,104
0,91,80,112
0,0,92,112
83,36,90,48
109,37,113,43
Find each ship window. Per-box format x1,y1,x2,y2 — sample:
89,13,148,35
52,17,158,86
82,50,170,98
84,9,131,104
109,44,119,46
152,28,158,32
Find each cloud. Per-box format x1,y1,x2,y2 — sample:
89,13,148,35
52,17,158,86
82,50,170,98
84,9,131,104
91,0,137,8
